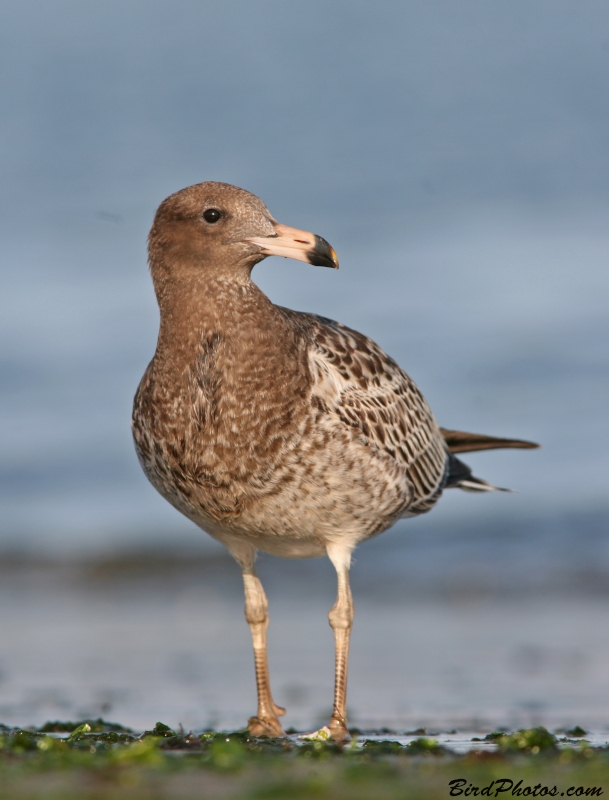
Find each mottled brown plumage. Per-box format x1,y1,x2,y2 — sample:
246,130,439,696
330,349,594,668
132,182,539,740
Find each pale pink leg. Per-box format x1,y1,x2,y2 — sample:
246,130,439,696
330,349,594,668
326,543,354,741
225,540,285,736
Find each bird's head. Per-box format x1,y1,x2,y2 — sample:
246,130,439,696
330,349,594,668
148,182,338,288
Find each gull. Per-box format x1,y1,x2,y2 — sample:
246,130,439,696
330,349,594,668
132,182,538,740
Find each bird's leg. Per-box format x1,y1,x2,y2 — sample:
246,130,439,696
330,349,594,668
225,539,285,737
242,570,286,736
326,543,354,741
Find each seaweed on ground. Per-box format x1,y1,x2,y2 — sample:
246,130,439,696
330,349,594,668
0,721,607,800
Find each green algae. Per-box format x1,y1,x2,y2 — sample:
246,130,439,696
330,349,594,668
566,725,589,738
38,717,132,733
0,722,608,799
493,726,559,754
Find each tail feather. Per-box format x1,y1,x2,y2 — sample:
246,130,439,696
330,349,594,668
444,453,511,493
455,476,511,493
440,428,539,454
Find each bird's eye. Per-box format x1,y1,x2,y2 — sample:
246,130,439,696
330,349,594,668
203,208,222,223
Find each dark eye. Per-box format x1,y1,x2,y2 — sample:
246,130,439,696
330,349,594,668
203,208,222,223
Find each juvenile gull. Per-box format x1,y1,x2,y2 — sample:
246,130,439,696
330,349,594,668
132,182,538,740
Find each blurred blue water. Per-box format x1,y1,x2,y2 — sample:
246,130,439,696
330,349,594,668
2,207,607,557
0,0,608,561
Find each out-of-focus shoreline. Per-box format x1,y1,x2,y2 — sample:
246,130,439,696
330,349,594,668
1,504,608,600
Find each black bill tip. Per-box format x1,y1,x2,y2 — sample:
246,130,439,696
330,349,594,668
307,235,339,269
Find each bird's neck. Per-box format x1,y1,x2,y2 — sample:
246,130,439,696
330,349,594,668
151,271,297,378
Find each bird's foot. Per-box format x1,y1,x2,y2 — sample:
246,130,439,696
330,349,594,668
248,715,284,738
327,716,350,742
273,703,286,717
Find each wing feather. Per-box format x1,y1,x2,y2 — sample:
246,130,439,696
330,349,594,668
279,309,448,514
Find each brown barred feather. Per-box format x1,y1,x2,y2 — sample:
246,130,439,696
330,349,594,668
277,310,449,518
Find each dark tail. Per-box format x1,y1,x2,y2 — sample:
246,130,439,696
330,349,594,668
441,429,539,493
443,453,510,492
440,428,540,454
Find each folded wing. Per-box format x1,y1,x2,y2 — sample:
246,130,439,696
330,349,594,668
280,309,448,515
